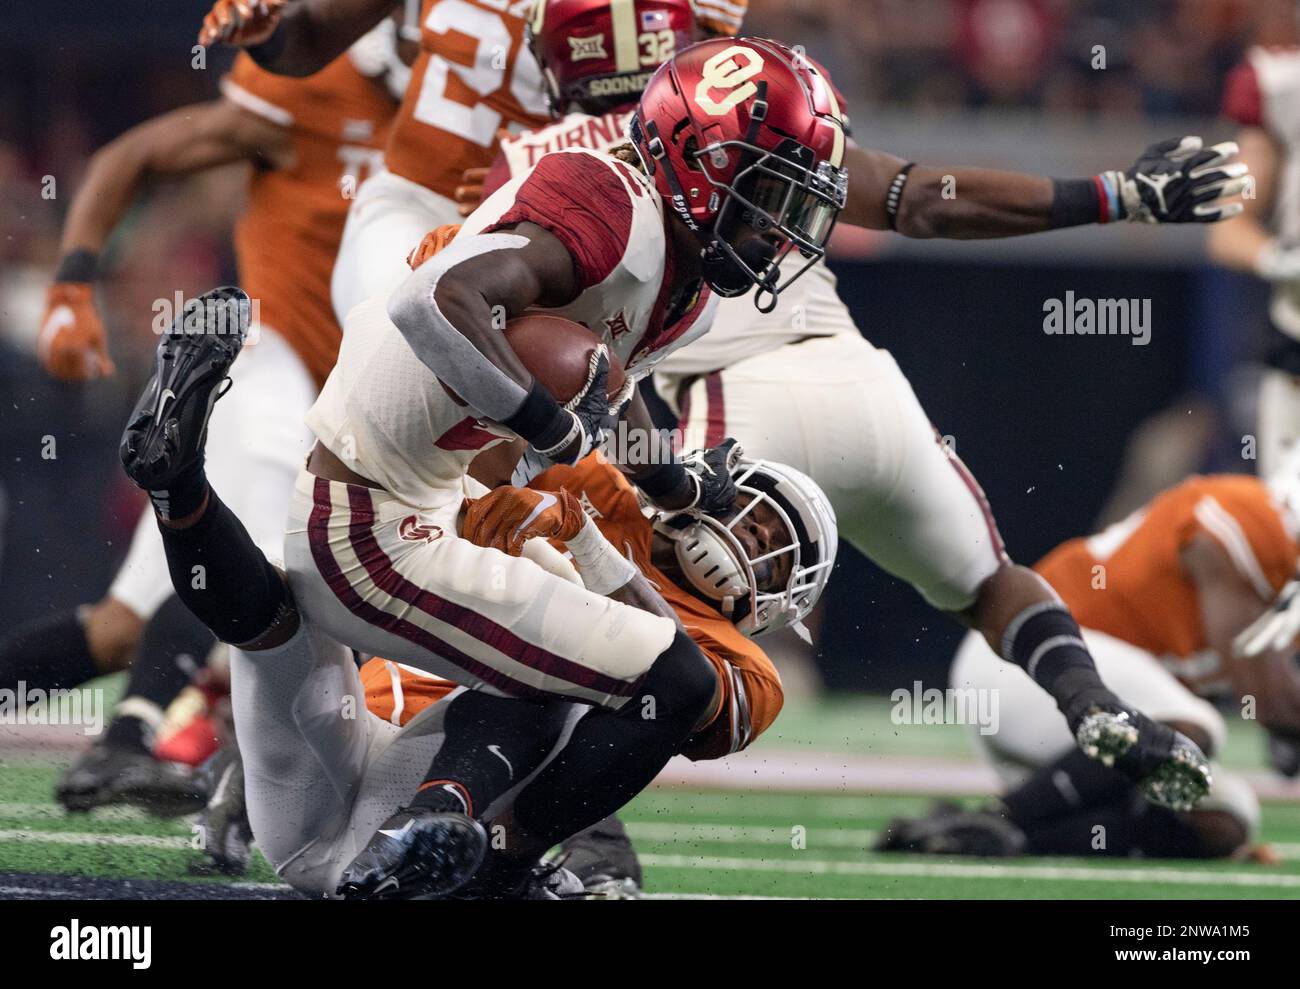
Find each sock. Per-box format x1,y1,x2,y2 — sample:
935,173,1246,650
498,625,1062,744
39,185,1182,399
1001,747,1137,828
105,596,217,754
1018,799,1205,858
156,489,290,645
1001,601,1115,731
0,609,101,692
410,690,572,817
148,455,209,523
507,629,715,852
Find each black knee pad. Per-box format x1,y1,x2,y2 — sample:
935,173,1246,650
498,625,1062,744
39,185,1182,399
632,629,717,732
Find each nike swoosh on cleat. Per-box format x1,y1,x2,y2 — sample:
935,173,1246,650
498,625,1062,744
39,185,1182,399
487,744,514,780
378,818,417,840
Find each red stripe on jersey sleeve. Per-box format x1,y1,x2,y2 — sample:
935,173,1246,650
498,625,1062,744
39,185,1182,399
1223,60,1264,127
484,152,635,294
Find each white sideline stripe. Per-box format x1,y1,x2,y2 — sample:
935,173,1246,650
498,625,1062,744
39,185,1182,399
0,829,189,850
629,821,878,848
640,854,1300,888
0,802,155,823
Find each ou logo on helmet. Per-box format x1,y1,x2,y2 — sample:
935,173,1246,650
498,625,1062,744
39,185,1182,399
693,45,765,117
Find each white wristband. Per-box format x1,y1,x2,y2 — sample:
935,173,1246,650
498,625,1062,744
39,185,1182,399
566,517,638,595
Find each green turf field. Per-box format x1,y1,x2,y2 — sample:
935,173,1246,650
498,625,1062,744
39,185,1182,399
3,690,1300,899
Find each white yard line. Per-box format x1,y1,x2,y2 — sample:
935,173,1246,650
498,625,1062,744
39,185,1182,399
0,829,189,850
639,853,1300,889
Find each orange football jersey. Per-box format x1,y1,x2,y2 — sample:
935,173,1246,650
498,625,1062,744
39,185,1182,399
221,53,394,386
363,455,783,760
1035,474,1298,687
383,0,552,200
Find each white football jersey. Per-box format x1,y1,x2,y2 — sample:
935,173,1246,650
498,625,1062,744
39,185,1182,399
306,146,715,508
1226,46,1300,339
487,111,851,377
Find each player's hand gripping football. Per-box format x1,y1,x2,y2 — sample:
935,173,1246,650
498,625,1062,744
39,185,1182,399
38,282,115,382
198,0,289,48
539,345,620,465
463,486,586,556
681,437,743,515
1103,136,1249,224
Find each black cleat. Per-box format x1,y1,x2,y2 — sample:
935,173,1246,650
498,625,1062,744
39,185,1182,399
189,744,253,877
1076,709,1211,811
120,286,250,500
56,741,207,817
874,806,1027,857
554,813,643,898
336,807,487,900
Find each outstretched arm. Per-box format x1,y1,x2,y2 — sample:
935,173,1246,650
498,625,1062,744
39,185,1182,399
198,0,397,77
843,136,1248,239
40,99,289,381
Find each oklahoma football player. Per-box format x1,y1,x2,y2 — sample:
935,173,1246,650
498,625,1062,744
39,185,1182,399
456,4,1257,809
195,0,746,327
4,30,400,816
880,467,1300,861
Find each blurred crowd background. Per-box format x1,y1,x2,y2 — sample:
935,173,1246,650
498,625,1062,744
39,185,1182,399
1,0,1296,692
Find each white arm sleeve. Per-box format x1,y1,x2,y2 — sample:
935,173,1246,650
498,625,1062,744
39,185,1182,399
386,231,533,423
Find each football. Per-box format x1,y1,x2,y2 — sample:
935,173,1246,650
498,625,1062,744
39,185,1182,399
504,313,626,405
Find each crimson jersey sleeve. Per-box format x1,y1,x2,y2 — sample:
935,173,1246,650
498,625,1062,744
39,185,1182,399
484,151,634,294
481,149,513,201
1223,59,1264,127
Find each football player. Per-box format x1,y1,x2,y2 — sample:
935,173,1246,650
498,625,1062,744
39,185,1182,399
240,449,831,896
1209,28,1300,476
460,5,1250,811
4,31,401,814
879,468,1300,860
195,0,743,325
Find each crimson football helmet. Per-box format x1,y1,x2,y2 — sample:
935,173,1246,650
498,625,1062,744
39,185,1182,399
629,37,849,310
527,0,700,117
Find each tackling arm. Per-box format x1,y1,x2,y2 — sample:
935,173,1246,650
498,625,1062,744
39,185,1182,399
842,135,1248,238
199,0,397,77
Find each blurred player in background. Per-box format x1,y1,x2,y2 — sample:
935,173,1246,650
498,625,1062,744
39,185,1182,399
1211,22,1300,477
1,30,401,814
880,470,1300,861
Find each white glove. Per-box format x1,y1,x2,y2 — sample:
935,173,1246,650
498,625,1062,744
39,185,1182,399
1255,241,1300,283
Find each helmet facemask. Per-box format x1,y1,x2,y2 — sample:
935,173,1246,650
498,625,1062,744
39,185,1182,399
654,461,836,637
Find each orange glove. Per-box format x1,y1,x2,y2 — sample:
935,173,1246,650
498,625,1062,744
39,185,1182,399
198,0,289,47
406,224,462,270
38,283,115,382
462,486,586,556
455,167,490,218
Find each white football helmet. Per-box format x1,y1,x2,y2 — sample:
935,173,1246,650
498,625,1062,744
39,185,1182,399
654,458,838,638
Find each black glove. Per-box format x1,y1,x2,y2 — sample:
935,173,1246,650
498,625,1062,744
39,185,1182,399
532,346,616,466
683,437,743,516
1103,136,1248,224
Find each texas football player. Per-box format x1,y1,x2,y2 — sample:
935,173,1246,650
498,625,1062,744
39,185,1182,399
5,30,400,816
880,468,1300,861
